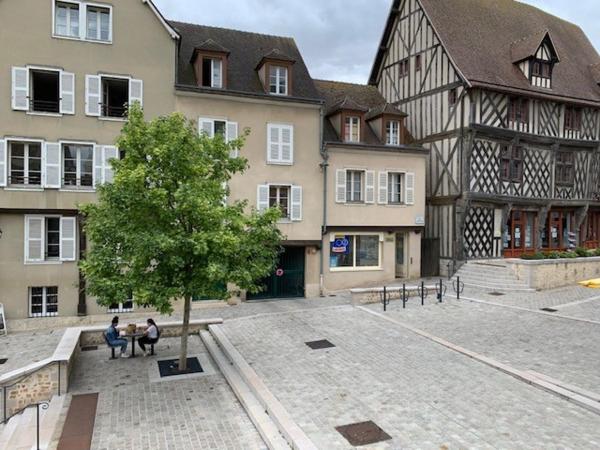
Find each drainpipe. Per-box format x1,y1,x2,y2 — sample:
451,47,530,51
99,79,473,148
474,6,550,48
319,106,328,297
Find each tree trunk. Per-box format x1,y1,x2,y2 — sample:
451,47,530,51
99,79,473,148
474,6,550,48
178,294,192,371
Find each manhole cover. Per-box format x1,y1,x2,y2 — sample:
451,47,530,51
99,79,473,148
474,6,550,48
158,357,203,377
0,358,7,365
488,292,505,296
335,420,392,446
540,307,558,313
305,339,335,350
81,346,98,352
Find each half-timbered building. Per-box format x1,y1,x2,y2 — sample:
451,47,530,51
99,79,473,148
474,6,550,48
370,0,600,274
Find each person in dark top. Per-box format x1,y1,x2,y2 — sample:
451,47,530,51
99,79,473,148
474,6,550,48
105,316,128,358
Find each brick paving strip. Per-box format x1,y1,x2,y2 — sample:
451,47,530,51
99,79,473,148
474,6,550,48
57,393,98,450
358,306,600,416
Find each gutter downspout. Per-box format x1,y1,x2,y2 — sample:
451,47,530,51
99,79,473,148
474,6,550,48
319,106,329,297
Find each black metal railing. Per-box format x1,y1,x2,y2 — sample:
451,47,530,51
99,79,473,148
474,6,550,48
102,103,126,118
62,175,94,188
8,175,42,186
30,99,60,114
2,360,63,426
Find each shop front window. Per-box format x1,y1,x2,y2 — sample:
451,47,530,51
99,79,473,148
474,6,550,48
330,234,380,270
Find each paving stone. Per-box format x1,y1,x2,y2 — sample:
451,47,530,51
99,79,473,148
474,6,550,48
0,328,64,376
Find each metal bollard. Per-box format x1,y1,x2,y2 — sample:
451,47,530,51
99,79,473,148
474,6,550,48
438,279,443,303
457,276,461,300
421,281,424,306
383,286,387,312
402,283,406,309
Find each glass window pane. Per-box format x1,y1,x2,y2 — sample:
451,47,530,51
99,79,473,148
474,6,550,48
87,10,98,39
100,11,110,40
330,235,353,268
69,7,79,36
356,236,379,267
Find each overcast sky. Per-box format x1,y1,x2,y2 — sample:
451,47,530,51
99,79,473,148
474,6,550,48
154,0,600,84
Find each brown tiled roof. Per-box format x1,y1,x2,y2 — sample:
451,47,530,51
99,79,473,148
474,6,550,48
365,103,407,120
170,21,320,101
325,96,369,116
192,39,230,57
370,0,600,104
260,48,296,63
510,29,556,63
590,64,600,85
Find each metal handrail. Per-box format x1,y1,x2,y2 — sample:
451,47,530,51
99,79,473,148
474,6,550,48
2,360,62,425
4,401,50,450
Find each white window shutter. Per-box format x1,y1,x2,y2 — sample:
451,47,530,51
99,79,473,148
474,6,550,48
267,124,280,163
405,172,415,205
290,185,303,221
60,217,77,261
281,126,293,164
43,142,61,188
0,140,6,187
335,169,347,203
129,78,143,108
378,171,388,204
199,118,214,137
25,216,44,262
93,145,104,187
85,75,101,116
365,170,375,204
257,185,269,212
60,71,75,115
103,146,118,183
226,121,239,157
12,67,29,111
212,59,222,88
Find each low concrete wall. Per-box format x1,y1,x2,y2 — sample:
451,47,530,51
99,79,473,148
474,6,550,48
507,256,600,290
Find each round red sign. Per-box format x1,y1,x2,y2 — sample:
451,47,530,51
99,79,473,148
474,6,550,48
275,269,284,277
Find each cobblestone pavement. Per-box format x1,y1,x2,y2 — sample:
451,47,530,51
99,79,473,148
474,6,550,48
70,336,266,450
221,306,600,449
0,328,64,376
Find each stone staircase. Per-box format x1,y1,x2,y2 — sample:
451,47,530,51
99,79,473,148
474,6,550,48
0,394,66,450
452,260,535,292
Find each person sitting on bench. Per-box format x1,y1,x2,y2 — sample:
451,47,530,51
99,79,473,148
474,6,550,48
138,318,160,356
105,316,128,358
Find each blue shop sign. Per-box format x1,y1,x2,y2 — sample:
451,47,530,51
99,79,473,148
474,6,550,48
331,236,351,254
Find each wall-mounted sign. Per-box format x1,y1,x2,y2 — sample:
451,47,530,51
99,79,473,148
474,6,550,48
415,216,425,225
331,236,350,254
275,268,284,277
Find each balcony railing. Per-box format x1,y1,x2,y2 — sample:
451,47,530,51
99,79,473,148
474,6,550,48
30,99,60,114
63,175,94,188
102,103,126,118
8,175,42,187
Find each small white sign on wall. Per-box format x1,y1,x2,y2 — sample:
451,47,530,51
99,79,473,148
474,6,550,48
415,216,425,225
0,304,6,336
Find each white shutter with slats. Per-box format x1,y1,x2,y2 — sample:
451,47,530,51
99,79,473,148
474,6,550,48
43,142,61,188
212,59,222,88
405,172,415,205
378,171,388,204
0,140,6,187
93,144,103,187
103,146,118,184
281,125,293,164
365,170,375,204
226,121,239,157
25,216,44,262
257,185,269,212
60,217,76,261
267,124,280,163
290,185,302,221
335,169,347,203
85,75,101,116
129,78,143,108
12,67,29,111
60,71,75,115
199,118,214,137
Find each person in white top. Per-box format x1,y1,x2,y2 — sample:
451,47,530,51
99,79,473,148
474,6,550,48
138,318,160,356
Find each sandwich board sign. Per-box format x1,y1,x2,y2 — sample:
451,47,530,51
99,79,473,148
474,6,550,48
0,303,6,336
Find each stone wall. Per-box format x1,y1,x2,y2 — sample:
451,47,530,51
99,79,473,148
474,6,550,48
507,257,600,290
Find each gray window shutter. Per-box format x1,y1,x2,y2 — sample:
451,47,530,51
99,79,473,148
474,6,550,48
281,125,293,163
290,185,303,221
335,169,347,203
257,185,269,211
0,140,6,187
12,67,29,111
226,121,239,157
129,78,143,108
60,217,77,261
85,75,101,116
405,172,415,205
378,171,388,204
103,146,118,183
60,71,75,115
199,118,214,137
43,142,61,188
365,170,375,204
93,145,103,187
25,216,44,262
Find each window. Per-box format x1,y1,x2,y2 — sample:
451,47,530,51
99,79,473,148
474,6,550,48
108,297,134,313
532,60,551,79
346,170,363,202
330,234,381,270
269,65,288,95
31,69,60,114
55,2,79,38
448,88,458,109
102,77,128,118
86,5,110,41
25,216,77,263
344,116,360,143
399,58,409,77
508,98,529,124
201,57,223,88
9,142,42,186
267,124,294,164
556,151,574,186
269,185,290,219
415,54,422,72
564,106,582,132
386,120,400,146
63,143,93,188
85,75,142,118
29,286,59,318
500,145,524,183
388,172,404,204
12,67,74,115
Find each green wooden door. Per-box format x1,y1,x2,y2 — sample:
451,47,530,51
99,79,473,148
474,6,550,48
248,246,305,300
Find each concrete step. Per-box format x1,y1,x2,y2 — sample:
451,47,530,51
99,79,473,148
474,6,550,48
454,272,530,284
6,407,36,450
0,411,21,450
452,260,533,292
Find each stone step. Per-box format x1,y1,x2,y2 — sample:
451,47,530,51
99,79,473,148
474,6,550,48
37,395,68,450
454,274,530,287
459,281,535,292
6,407,37,450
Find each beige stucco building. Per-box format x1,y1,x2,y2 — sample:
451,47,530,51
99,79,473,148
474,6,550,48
0,0,425,321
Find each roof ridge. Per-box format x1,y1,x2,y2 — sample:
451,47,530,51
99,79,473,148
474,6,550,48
168,20,295,42
314,79,374,88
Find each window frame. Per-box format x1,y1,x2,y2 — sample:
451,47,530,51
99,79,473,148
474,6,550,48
24,215,78,264
108,299,134,313
269,65,288,96
268,185,291,220
329,232,383,272
29,286,59,318
531,60,552,79
7,140,43,188
387,172,405,204
555,151,575,187
61,141,94,189
201,56,224,89
399,58,409,77
346,170,364,203
508,97,529,125
564,106,582,132
28,66,62,115
385,120,400,146
100,75,129,119
52,0,113,44
344,116,361,143
500,145,524,183
448,88,458,109
415,54,422,72
266,123,294,165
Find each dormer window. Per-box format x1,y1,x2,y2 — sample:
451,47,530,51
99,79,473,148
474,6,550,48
532,60,551,79
201,57,223,88
191,41,230,90
386,120,400,146
269,66,288,95
344,116,360,143
511,31,558,89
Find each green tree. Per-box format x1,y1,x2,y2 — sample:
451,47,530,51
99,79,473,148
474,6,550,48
80,105,282,370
